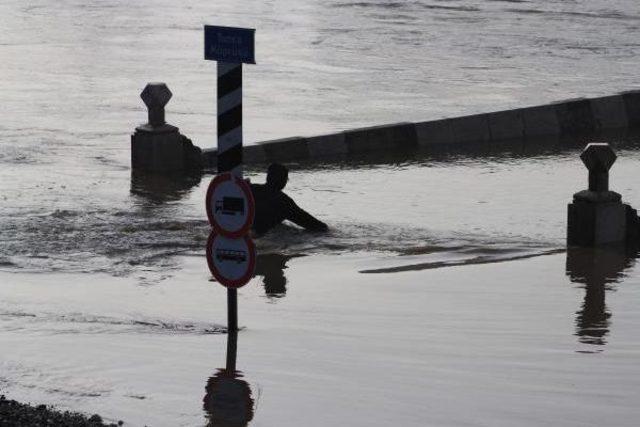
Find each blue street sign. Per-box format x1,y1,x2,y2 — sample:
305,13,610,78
204,25,256,64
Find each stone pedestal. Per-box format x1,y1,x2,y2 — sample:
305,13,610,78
567,143,637,247
130,82,202,174
567,199,626,246
131,124,185,173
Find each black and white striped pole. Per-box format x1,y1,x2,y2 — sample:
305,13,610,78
204,25,256,333
217,61,244,177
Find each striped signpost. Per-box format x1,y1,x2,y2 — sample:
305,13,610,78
205,25,256,332
217,62,243,176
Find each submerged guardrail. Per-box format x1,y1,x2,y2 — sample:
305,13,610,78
201,90,640,167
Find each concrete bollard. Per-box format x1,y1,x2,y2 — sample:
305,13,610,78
581,143,616,193
141,82,172,127
131,83,202,174
567,143,639,246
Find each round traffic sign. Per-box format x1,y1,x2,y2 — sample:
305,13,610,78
206,173,255,239
206,231,256,288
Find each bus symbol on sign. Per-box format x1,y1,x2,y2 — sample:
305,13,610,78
206,232,256,288
216,249,247,264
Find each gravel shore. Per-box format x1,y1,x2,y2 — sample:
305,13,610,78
0,395,122,427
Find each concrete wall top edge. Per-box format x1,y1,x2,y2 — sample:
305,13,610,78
551,97,589,104
256,136,306,145
343,122,414,134
198,91,637,166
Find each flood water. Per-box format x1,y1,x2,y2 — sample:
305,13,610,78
1,1,640,426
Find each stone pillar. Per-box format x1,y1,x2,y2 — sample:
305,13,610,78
131,83,185,173
567,143,627,246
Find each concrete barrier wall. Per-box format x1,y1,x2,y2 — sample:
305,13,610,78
202,91,640,168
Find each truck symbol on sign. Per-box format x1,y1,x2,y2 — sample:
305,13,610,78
215,197,245,216
216,249,247,264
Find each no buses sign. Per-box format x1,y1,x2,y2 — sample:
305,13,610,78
206,232,256,289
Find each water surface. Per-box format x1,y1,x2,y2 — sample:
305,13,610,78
2,1,640,425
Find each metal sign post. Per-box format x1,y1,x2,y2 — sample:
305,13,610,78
205,25,256,332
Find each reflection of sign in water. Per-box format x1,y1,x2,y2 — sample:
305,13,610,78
215,197,245,216
207,232,256,288
204,25,256,64
206,172,255,239
204,369,254,427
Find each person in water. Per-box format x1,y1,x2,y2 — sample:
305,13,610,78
250,163,328,235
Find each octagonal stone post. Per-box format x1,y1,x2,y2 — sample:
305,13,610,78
131,82,185,173
567,143,636,247
141,82,172,128
580,143,616,193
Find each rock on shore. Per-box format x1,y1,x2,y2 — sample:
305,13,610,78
0,395,122,427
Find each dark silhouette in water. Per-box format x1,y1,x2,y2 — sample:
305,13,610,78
130,170,201,203
254,253,305,298
250,163,328,235
566,247,637,347
203,332,254,427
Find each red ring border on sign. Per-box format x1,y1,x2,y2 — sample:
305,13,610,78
205,172,255,239
206,231,256,288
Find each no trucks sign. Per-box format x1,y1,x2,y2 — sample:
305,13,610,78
206,172,255,239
